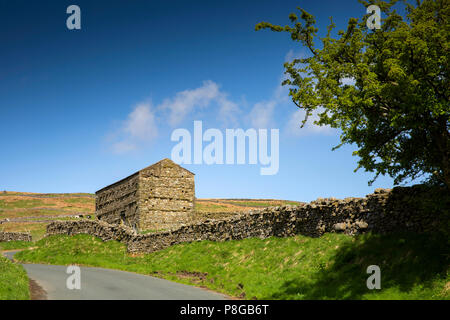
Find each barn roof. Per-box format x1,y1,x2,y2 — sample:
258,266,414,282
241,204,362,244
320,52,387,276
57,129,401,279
140,158,195,176
95,158,194,194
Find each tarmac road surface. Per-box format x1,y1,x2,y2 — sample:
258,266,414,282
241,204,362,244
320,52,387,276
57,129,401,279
3,251,227,300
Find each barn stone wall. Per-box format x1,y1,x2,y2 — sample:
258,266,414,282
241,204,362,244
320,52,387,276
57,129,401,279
95,173,140,230
95,159,195,232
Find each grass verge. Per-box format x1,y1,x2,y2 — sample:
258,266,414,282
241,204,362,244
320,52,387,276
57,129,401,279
0,255,30,300
14,232,449,300
0,241,36,251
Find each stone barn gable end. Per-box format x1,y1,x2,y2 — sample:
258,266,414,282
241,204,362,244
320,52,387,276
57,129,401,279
95,158,195,231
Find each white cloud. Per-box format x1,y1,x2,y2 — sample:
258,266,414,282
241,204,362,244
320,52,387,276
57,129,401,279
161,80,218,126
111,103,158,154
217,94,240,126
157,80,240,127
124,103,158,140
248,99,277,129
109,81,241,153
108,55,338,154
284,49,306,62
247,74,291,129
341,77,356,86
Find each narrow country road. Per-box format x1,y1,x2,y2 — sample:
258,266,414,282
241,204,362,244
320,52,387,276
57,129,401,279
3,251,227,300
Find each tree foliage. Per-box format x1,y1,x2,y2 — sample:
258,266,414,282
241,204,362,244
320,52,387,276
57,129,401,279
256,0,449,187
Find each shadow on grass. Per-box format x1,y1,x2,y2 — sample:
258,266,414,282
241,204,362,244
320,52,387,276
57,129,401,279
269,232,449,299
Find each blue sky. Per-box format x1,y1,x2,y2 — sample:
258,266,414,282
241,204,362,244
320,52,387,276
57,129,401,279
1,0,405,201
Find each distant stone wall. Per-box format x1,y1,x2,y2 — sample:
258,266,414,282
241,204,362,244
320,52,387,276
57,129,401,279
0,231,32,242
48,185,449,254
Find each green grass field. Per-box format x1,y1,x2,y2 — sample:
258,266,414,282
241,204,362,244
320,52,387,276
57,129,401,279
0,255,30,300
14,232,449,300
0,199,50,209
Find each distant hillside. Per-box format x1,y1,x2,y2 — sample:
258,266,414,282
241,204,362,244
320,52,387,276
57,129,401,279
0,191,95,239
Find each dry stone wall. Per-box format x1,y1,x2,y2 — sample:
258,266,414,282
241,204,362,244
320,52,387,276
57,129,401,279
0,231,32,242
48,185,449,254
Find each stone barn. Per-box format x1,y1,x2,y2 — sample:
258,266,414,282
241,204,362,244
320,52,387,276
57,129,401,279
95,158,195,231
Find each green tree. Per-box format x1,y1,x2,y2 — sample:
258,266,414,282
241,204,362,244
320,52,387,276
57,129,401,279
256,0,449,187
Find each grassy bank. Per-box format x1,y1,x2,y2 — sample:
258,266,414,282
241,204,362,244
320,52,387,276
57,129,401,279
0,255,30,300
15,232,449,300
0,240,36,251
